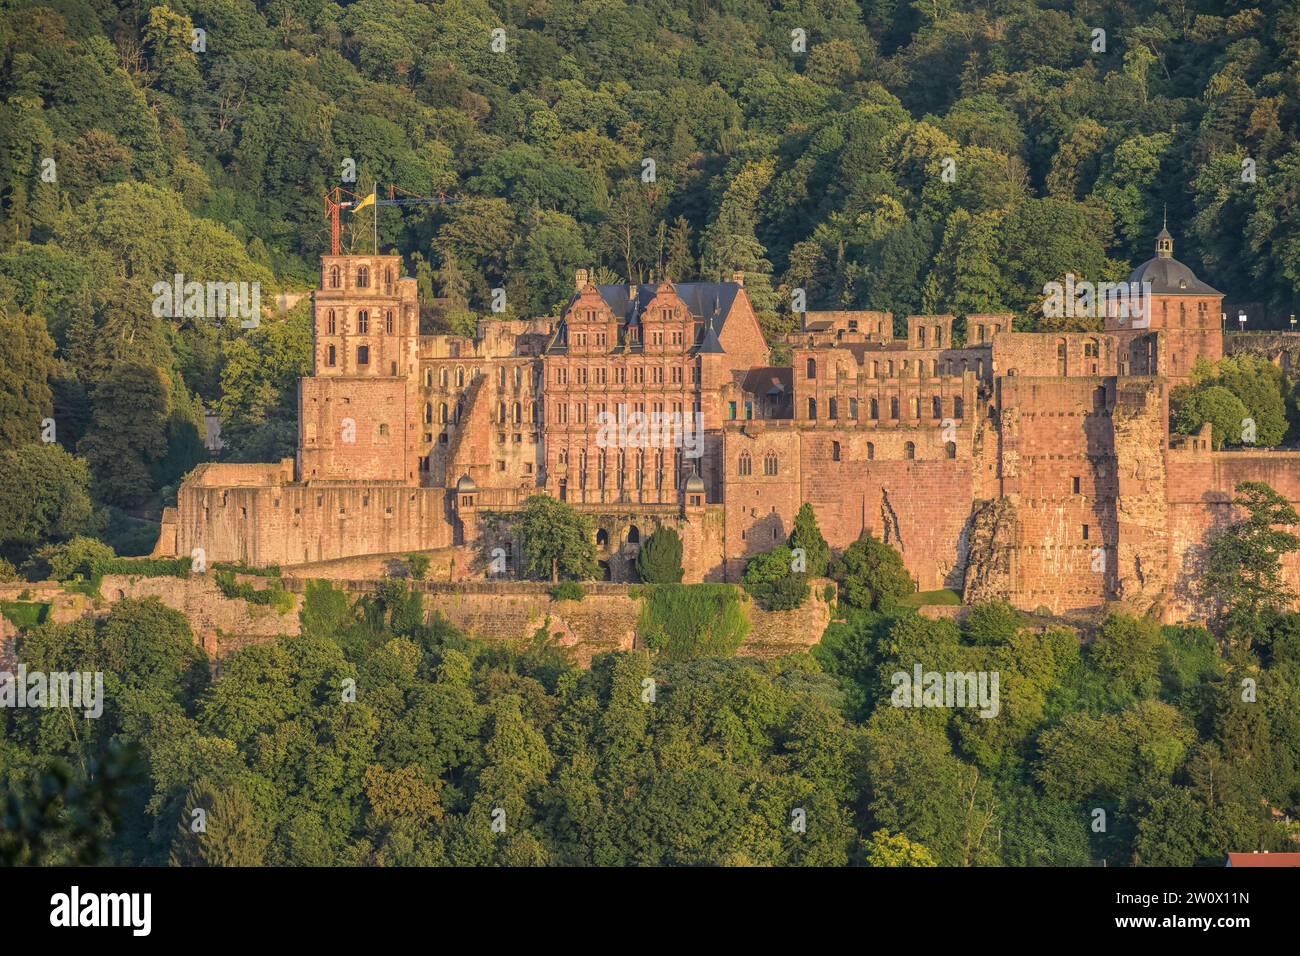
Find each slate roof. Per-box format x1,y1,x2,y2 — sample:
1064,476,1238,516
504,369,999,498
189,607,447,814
1128,256,1221,296
548,281,742,354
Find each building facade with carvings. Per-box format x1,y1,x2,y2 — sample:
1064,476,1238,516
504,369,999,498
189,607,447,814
157,233,1300,621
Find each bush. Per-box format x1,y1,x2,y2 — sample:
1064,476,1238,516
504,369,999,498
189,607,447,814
549,581,585,601
962,600,1023,644
1174,385,1249,449
212,561,281,577
636,527,685,583
214,569,295,614
742,545,810,610
405,553,432,581
787,503,830,577
26,536,115,582
829,534,915,610
637,584,750,661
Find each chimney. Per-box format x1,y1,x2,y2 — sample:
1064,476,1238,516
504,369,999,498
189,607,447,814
575,268,589,291
732,271,745,287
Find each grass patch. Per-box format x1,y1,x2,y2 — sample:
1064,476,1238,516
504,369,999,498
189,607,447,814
1,600,50,628
214,569,295,614
895,588,962,607
212,561,282,578
549,581,585,601
637,583,750,661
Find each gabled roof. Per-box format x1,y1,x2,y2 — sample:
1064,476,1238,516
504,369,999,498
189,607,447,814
584,282,741,326
550,280,743,355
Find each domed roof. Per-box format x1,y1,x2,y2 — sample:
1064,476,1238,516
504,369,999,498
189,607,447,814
1127,229,1220,296
455,473,477,493
1128,256,1220,296
684,473,706,493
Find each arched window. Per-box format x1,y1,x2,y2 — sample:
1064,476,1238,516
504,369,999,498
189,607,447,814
829,398,838,419
440,369,448,388
329,266,340,288
327,309,336,334
739,452,752,476
832,441,841,461
440,403,448,424
513,402,521,424
357,310,369,334
946,441,956,459
866,442,875,460
890,397,900,419
357,345,370,365
357,265,370,288
423,403,432,424
933,396,943,418
499,367,507,387
424,369,432,388
498,401,506,423
326,345,336,367
806,358,817,379
905,441,915,460
456,367,465,388
627,525,640,544
808,398,817,420
954,396,964,418
870,398,879,419
763,452,778,476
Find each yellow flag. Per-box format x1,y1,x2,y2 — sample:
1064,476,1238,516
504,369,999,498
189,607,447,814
353,191,376,212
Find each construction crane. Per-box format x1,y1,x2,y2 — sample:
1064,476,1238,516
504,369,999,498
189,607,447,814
323,184,461,256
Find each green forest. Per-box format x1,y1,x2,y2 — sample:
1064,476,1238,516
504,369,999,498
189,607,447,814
2,487,1299,866
3,0,1300,531
3,0,1300,867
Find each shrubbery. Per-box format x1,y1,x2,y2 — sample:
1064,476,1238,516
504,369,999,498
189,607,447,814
830,534,915,610
637,584,750,661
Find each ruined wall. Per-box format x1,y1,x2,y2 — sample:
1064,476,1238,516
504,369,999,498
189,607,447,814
1110,379,1171,616
995,377,1117,613
722,420,978,590
1166,448,1300,621
175,481,455,566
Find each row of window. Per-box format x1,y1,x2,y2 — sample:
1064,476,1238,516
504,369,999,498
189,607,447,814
326,264,395,292
805,357,986,379
323,309,396,335
805,396,965,420
553,365,695,386
738,441,956,472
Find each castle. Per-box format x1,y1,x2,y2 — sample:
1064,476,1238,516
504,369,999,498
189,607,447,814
155,231,1300,622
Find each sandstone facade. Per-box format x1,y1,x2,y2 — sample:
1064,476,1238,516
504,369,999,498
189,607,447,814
159,233,1300,622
